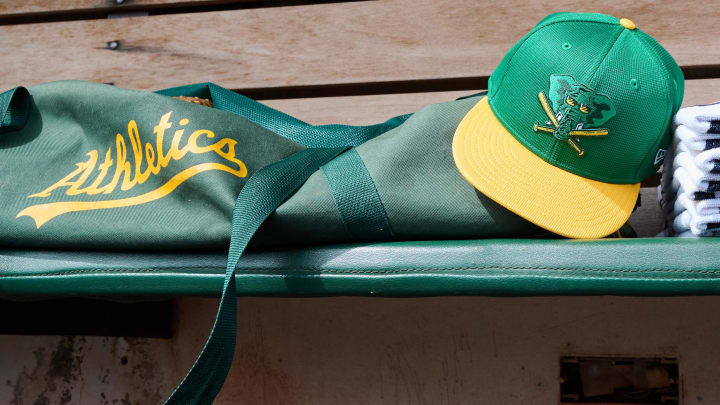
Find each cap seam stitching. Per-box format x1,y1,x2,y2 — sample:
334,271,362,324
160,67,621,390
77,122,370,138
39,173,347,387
493,18,620,99
632,32,676,180
585,26,626,86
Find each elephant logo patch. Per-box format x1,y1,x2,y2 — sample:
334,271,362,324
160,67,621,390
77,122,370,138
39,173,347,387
534,74,616,156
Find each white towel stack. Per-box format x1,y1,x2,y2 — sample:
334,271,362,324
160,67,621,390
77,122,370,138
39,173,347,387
660,102,720,237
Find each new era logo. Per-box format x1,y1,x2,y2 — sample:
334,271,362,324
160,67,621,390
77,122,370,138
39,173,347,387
654,149,666,165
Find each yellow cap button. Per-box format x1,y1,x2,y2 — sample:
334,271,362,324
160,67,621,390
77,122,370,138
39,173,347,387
619,18,636,30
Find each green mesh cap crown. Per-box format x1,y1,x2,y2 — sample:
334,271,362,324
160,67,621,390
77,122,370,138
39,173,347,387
488,12,684,184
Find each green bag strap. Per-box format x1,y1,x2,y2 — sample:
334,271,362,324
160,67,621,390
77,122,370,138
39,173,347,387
455,90,488,101
164,146,347,405
321,148,394,241
156,83,411,148
0,87,30,134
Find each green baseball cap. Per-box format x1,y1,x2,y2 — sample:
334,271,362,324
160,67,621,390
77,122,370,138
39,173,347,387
452,12,684,238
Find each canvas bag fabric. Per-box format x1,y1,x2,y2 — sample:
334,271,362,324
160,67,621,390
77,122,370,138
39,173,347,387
0,81,547,250
0,80,552,404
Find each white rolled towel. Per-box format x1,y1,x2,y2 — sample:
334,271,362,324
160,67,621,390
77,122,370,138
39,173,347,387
672,193,720,235
675,126,719,151
674,101,720,135
673,129,720,172
672,153,720,191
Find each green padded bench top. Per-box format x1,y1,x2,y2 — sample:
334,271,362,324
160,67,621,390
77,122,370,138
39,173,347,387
2,238,720,298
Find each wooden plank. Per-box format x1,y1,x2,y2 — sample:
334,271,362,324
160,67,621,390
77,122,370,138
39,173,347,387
265,90,474,125
683,79,720,107
0,0,718,91
263,79,720,126
0,0,254,17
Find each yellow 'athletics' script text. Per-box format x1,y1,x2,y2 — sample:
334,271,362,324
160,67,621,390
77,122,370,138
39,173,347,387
17,111,248,228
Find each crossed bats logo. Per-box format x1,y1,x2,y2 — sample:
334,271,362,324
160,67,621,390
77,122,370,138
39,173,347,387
534,74,616,156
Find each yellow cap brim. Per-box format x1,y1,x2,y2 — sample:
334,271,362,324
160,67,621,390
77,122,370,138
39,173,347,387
452,97,639,239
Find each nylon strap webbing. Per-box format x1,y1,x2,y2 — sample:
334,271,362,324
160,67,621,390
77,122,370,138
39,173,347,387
322,148,393,241
0,87,30,134
164,147,347,405
156,82,412,403
158,83,411,148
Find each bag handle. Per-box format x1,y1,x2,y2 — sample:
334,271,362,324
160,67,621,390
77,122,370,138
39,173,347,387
0,87,30,134
157,82,411,148
159,82,416,404
161,80,418,401
165,146,348,404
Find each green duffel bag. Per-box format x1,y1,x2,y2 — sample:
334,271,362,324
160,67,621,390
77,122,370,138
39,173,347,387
1,82,546,250
0,11,685,405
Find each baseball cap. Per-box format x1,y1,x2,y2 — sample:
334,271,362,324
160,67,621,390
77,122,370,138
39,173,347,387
452,13,684,238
